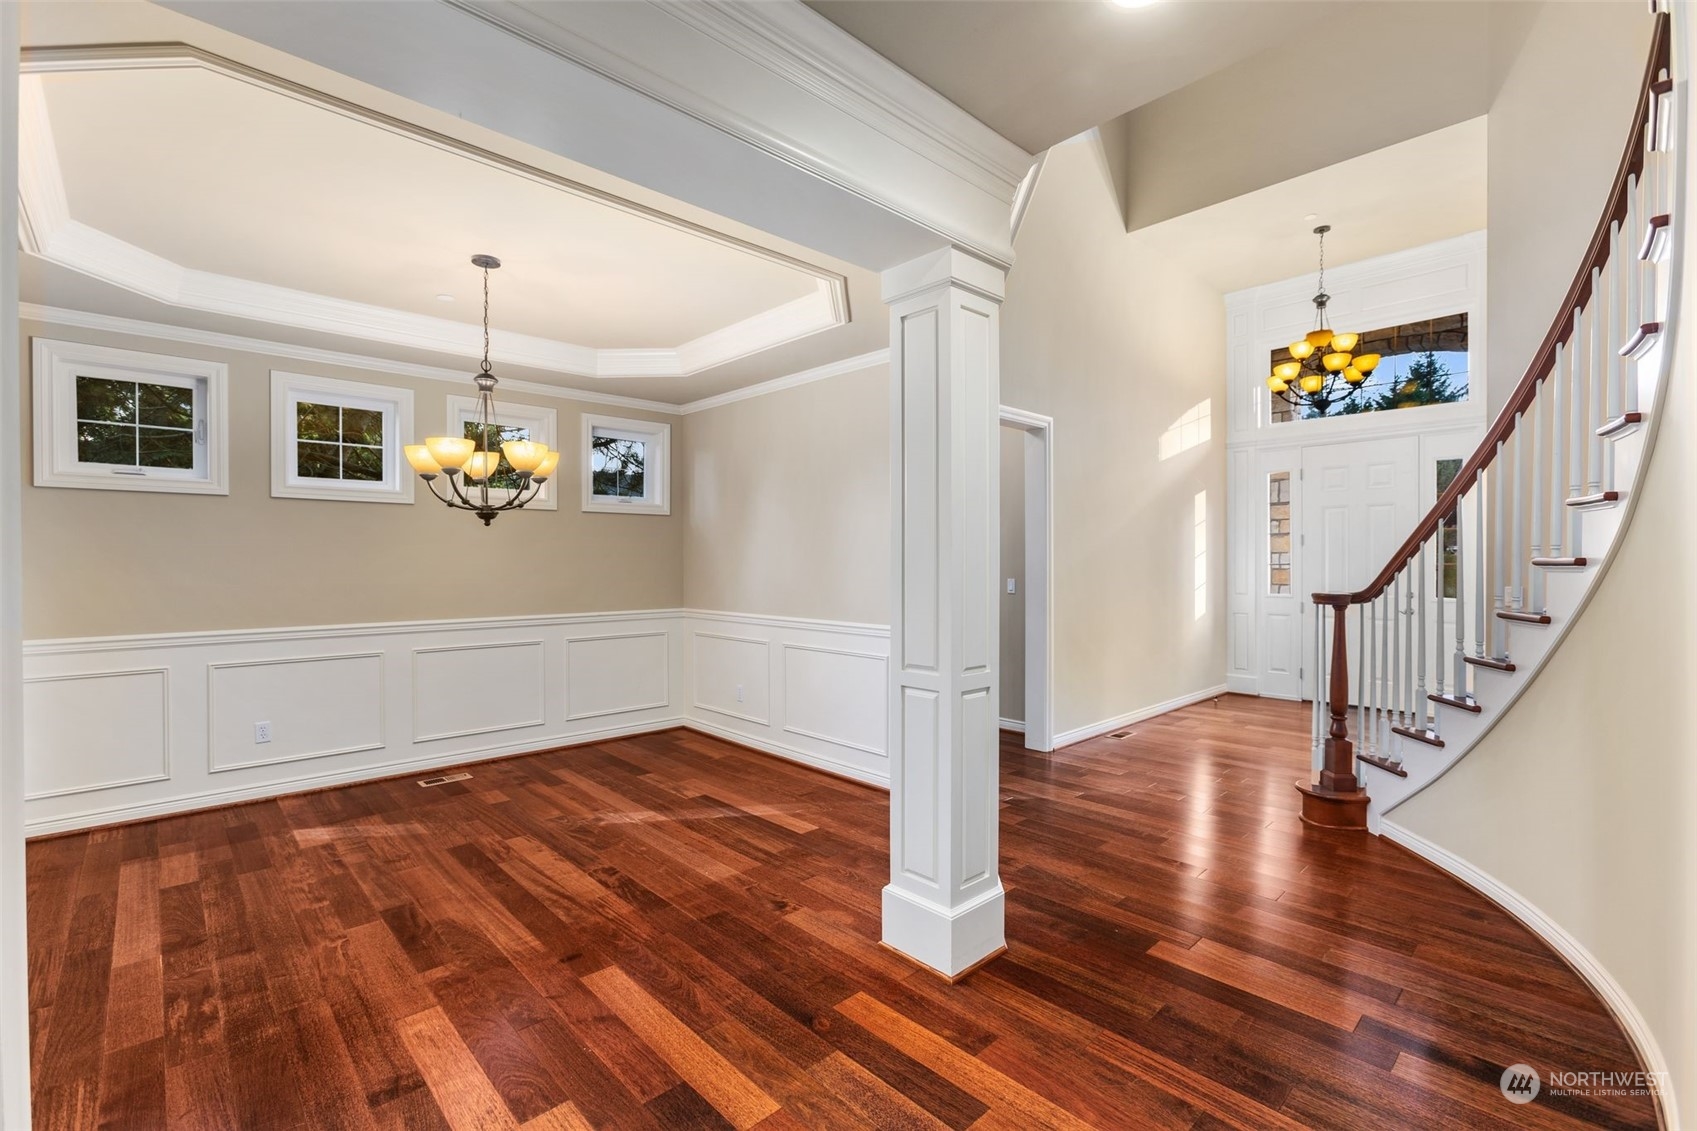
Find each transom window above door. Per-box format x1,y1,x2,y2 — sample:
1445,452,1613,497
271,371,414,503
33,338,229,495
1270,313,1470,423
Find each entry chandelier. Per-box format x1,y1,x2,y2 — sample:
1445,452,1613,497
1266,225,1382,415
405,255,560,526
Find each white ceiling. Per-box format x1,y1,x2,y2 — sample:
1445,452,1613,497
805,0,1335,153
16,0,888,405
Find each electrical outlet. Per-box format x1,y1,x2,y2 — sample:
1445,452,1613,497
736,683,744,703
254,721,272,744
1006,577,1017,594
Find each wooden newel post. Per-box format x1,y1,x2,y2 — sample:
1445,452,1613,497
1295,594,1369,828
1319,596,1357,793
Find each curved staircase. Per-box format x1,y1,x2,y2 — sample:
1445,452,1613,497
1298,6,1684,831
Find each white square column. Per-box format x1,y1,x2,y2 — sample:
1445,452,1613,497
881,248,1008,979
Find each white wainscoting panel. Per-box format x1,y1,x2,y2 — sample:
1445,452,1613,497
682,612,891,786
413,640,545,743
24,668,169,799
782,643,887,756
210,652,384,772
20,610,891,833
565,632,669,721
692,632,771,725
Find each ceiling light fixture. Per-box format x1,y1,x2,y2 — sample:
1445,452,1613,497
1266,225,1382,415
405,255,561,525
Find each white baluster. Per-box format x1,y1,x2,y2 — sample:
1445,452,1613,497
1491,439,1507,657
1587,265,1605,496
1435,528,1447,701
1569,306,1588,559
1605,220,1623,488
1311,604,1321,770
1530,377,1547,611
1416,543,1428,726
1474,467,1486,660
1454,479,1469,696
1626,171,1642,417
1549,340,1567,564
1317,604,1329,774
1510,418,1525,611
1366,593,1378,756
1390,574,1402,728
1378,592,1392,754
1357,603,1367,754
1402,571,1415,733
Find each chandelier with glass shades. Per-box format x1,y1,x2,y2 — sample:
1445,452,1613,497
1266,225,1382,416
405,255,561,526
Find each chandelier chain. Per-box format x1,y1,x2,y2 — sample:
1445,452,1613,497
480,266,492,376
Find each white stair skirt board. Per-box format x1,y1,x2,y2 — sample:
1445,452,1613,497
21,609,891,835
1053,684,1230,749
1380,821,1680,1131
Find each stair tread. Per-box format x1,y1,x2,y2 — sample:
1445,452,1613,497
1531,556,1589,568
1565,491,1620,509
1357,753,1408,777
1391,725,1446,749
1599,412,1644,439
1640,212,1671,261
1497,609,1552,624
1428,693,1483,713
1620,321,1663,359
1465,654,1517,673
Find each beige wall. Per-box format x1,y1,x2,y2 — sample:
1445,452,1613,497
680,364,888,625
1001,133,1227,737
1485,2,1653,421
999,425,1025,723
20,319,685,638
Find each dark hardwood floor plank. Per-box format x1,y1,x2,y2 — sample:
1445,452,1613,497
27,696,1659,1129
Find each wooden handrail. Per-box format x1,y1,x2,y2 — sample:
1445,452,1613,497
1316,11,1671,607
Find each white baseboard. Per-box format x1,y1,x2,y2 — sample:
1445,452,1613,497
1379,820,1679,1131
1053,684,1229,748
679,717,888,789
997,717,1025,733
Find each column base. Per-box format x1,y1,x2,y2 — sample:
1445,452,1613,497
1295,778,1370,830
881,882,1006,980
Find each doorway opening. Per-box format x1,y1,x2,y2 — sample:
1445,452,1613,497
999,407,1054,752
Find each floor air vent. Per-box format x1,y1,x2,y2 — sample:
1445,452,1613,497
1108,731,1134,740
417,772,472,787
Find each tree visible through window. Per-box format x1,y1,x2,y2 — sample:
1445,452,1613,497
592,435,646,498
463,421,532,492
296,400,384,482
1271,313,1470,422
76,375,195,469
1437,458,1462,599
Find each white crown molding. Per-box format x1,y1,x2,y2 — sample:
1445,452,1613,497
20,304,894,417
18,303,683,415
652,0,1032,200
678,348,889,415
17,51,854,379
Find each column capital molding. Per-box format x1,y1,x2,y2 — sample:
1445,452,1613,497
881,246,1007,307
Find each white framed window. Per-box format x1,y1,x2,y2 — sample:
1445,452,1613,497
270,371,414,503
447,395,559,511
33,338,228,495
582,414,670,515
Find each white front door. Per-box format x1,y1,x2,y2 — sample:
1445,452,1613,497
1299,437,1420,701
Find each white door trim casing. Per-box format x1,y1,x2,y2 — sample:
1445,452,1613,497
999,406,1055,752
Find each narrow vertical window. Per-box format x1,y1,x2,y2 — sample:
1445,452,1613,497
1268,472,1292,595
1436,458,1462,598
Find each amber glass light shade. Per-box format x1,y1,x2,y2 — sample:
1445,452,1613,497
405,445,441,475
1343,366,1365,384
1321,351,1351,373
1353,352,1381,373
1273,361,1302,381
1299,373,1325,394
1305,329,1335,350
424,436,475,470
1328,332,1359,353
533,451,562,480
1266,375,1289,393
1288,340,1315,361
463,451,502,481
501,439,547,474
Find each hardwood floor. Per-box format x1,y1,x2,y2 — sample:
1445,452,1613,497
28,694,1656,1129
